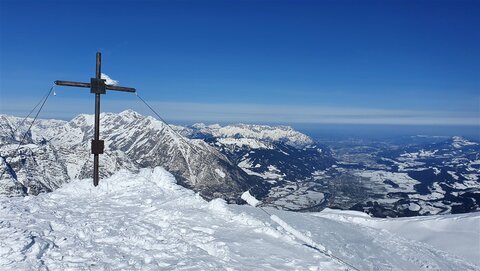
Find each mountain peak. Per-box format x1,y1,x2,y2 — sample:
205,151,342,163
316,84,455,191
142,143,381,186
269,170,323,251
119,109,141,117
191,123,314,147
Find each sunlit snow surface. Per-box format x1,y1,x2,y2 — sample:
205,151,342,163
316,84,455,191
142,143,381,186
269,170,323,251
0,168,478,270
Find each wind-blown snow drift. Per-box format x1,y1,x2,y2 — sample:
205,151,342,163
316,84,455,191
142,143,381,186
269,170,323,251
0,167,478,270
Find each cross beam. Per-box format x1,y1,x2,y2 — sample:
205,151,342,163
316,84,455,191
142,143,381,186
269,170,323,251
55,52,136,186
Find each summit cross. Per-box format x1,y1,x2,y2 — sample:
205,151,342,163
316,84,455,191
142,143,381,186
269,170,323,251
55,52,136,186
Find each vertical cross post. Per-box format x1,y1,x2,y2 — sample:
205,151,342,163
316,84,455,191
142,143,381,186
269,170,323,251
93,52,102,186
55,52,136,186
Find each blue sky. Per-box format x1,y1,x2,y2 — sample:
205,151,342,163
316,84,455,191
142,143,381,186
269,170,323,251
0,0,479,127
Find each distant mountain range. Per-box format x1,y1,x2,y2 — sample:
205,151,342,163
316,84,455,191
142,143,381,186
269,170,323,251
1,110,478,217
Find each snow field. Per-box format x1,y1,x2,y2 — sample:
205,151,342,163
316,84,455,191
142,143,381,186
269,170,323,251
0,167,478,270
313,208,480,266
0,168,345,270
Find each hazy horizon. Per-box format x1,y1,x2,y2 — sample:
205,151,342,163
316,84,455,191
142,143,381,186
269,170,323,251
2,108,478,141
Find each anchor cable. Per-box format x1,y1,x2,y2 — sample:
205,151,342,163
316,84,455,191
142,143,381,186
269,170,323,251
0,85,359,270
252,197,360,271
135,92,359,270
11,86,54,135
134,92,200,155
0,86,55,182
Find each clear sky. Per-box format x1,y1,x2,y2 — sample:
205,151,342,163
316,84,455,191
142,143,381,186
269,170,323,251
0,0,479,127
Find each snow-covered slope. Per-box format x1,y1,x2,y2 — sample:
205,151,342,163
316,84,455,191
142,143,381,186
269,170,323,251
0,115,69,196
0,167,478,270
316,208,480,266
0,115,66,145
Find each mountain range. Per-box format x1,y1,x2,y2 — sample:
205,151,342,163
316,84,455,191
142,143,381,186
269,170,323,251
1,110,479,218
0,111,256,201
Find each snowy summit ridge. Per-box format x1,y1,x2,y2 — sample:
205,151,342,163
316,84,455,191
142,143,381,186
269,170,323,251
0,167,478,270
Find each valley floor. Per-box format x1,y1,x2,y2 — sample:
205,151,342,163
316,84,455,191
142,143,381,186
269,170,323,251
0,168,478,270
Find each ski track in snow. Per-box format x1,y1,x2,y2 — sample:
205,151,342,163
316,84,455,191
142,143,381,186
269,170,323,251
0,167,478,271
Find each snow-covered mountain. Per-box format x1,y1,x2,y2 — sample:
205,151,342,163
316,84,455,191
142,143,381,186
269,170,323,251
0,111,256,201
1,111,478,218
185,123,315,147
0,167,478,270
0,115,69,196
0,112,335,206
182,123,334,180
177,123,336,210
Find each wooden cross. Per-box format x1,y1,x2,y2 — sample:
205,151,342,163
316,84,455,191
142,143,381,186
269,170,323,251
55,52,136,186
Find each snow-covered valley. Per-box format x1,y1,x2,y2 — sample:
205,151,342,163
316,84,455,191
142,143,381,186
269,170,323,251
0,167,478,270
